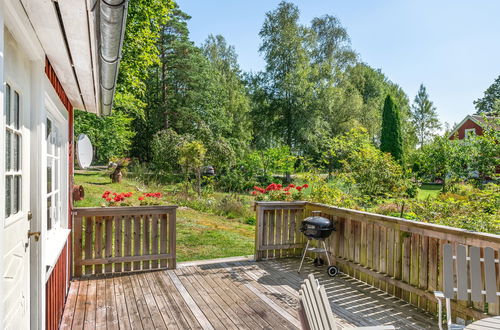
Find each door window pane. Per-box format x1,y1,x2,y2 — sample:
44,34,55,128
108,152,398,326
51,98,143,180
47,159,52,193
47,197,52,231
5,131,11,171
13,176,20,214
14,134,20,171
14,91,19,129
5,84,10,124
46,118,52,154
5,176,11,217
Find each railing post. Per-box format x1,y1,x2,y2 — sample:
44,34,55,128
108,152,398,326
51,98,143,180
73,214,83,277
169,209,177,269
254,203,264,261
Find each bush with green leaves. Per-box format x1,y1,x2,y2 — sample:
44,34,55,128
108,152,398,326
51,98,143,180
414,120,499,189
326,127,411,198
405,184,500,234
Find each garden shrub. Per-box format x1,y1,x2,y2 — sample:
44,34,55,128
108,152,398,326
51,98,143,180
406,184,499,233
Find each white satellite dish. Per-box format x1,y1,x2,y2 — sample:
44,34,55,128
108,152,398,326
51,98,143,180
76,134,93,169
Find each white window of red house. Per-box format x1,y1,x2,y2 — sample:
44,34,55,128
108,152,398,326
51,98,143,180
4,83,22,219
465,128,476,139
46,116,62,232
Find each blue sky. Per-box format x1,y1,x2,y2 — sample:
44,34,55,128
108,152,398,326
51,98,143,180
177,0,500,127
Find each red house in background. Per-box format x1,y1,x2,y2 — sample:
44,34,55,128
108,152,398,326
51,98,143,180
448,114,499,140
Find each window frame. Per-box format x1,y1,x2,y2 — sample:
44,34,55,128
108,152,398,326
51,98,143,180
44,96,69,243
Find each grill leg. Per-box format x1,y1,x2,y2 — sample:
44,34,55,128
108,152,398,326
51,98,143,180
322,240,331,266
298,239,310,273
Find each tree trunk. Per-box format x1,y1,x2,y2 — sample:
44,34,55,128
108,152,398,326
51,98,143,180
196,168,202,197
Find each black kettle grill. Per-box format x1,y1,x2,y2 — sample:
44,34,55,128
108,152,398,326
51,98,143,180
298,211,338,277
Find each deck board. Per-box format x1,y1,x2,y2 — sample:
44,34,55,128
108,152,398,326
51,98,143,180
61,258,437,329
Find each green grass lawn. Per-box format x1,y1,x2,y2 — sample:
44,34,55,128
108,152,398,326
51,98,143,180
417,184,442,200
74,170,255,262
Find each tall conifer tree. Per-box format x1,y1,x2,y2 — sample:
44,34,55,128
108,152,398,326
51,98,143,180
380,95,404,162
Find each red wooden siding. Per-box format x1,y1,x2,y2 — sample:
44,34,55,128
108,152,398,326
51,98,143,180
45,242,69,330
449,119,484,140
45,57,74,113
45,57,74,330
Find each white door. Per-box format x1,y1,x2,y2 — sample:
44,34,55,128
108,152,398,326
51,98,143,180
2,81,31,329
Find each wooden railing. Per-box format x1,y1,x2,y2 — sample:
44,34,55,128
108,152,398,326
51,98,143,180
255,201,500,322
72,206,177,277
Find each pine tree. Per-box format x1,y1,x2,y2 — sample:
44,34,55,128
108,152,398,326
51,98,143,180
380,95,404,162
411,84,441,148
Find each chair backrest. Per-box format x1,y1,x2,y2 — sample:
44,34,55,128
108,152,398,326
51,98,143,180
443,243,500,303
299,274,338,330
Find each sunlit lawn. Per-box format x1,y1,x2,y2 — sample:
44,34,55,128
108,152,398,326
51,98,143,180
74,170,255,261
417,183,442,200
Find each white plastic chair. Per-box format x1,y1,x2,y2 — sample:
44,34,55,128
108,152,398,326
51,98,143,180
434,244,500,330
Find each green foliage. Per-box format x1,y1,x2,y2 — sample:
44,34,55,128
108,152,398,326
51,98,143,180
178,140,207,196
258,1,315,150
178,141,206,175
474,75,500,115
406,184,500,233
380,95,404,162
116,0,174,114
302,173,359,209
150,129,192,175
322,127,411,198
74,110,134,164
411,84,441,148
340,143,409,198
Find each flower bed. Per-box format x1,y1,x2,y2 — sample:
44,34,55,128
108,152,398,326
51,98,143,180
251,183,309,201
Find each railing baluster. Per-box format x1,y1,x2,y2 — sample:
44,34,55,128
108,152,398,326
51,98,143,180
94,216,103,275
85,216,93,275
114,216,122,272
133,215,142,270
143,214,151,270
124,215,132,271
151,214,159,269
105,216,113,274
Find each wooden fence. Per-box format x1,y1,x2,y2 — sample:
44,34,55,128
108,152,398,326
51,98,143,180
254,201,500,322
72,206,177,277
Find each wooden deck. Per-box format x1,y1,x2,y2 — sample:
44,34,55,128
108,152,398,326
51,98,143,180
60,257,438,329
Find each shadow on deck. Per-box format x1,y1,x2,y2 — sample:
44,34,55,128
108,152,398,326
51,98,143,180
60,257,437,329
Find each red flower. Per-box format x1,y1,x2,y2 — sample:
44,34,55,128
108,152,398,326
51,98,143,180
296,186,302,191
302,184,309,188
288,184,295,188
106,198,111,202
251,191,258,195
138,196,145,201
114,196,121,202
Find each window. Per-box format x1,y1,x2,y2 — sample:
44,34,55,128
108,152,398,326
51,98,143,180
465,128,476,139
46,117,61,231
5,83,22,218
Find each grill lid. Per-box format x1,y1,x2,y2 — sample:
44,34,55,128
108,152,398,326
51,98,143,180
300,211,335,239
302,211,332,228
